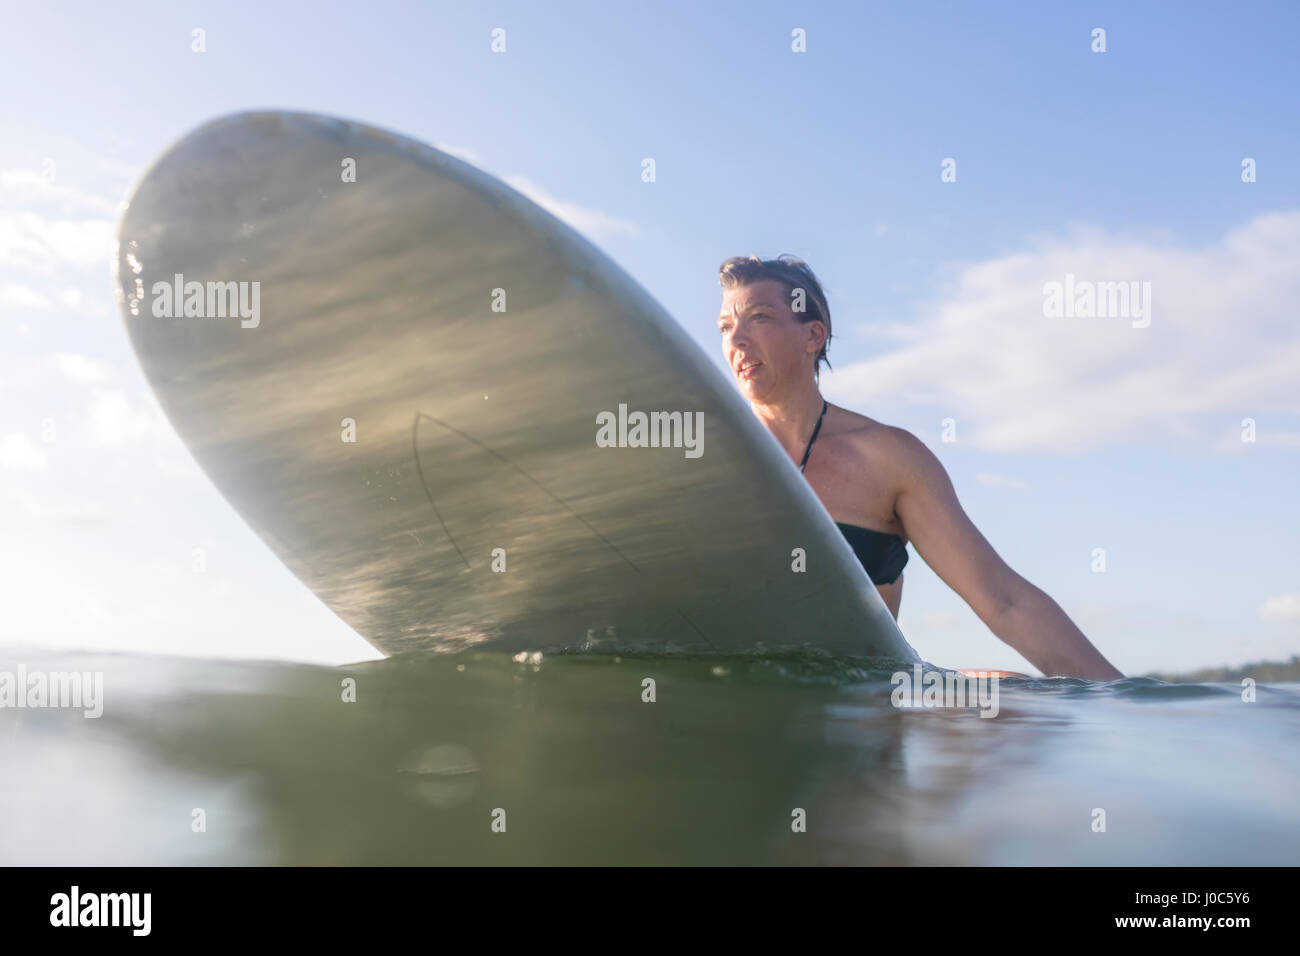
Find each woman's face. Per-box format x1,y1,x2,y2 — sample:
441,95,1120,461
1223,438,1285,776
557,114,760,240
718,279,823,402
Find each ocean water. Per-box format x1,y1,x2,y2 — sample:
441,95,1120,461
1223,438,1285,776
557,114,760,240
2,647,1297,865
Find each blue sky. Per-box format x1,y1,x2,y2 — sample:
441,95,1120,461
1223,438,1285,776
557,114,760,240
1,1,1297,672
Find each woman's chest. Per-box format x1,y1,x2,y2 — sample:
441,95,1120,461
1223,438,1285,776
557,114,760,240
801,435,906,538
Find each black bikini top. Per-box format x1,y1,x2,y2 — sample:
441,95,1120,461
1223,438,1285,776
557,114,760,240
799,400,909,586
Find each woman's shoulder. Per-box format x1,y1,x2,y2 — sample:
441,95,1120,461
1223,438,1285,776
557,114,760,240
828,404,912,450
829,406,933,476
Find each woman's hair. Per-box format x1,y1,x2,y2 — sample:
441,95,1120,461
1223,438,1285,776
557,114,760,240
717,254,833,378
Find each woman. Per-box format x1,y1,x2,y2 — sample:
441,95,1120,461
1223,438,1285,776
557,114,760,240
717,254,1122,681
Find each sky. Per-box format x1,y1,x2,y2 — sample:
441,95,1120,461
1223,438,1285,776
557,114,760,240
1,1,1297,673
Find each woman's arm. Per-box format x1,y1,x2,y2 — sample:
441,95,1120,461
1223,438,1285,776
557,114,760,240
884,429,1123,680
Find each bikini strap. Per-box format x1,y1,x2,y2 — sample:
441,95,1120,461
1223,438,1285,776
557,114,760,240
798,400,828,473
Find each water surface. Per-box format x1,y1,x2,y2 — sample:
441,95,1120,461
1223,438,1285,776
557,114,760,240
2,648,1295,864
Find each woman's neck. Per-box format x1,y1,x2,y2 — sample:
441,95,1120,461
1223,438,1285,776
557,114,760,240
750,380,825,451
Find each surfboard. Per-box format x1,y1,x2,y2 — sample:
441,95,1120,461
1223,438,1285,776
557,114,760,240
113,110,919,661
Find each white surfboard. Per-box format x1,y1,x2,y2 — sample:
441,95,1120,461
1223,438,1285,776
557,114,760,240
114,111,918,661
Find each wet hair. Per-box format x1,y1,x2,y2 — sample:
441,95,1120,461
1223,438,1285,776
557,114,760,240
717,254,832,378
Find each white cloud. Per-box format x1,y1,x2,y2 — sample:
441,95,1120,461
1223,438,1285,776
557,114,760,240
1211,425,1300,452
0,433,47,471
0,167,119,215
829,211,1300,452
1258,594,1300,622
3,487,109,526
0,211,114,274
0,280,53,309
424,145,638,242
432,141,482,165
88,388,169,447
501,174,639,242
975,472,1029,491
56,352,113,384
